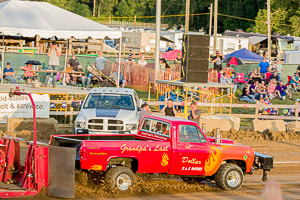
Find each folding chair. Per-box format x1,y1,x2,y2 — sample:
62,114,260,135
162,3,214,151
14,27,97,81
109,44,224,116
234,73,248,88
286,76,291,90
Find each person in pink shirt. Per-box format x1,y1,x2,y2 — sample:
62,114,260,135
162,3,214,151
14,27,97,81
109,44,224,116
20,63,35,84
267,79,277,99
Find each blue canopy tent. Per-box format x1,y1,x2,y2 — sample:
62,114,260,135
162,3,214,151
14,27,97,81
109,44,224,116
224,48,263,62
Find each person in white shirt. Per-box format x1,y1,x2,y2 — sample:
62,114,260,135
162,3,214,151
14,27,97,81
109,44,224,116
138,55,147,66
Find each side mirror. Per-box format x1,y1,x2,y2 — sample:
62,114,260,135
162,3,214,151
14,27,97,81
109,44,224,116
137,107,141,112
71,101,81,109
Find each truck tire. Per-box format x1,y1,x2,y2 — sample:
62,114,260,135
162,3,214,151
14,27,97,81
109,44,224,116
104,166,135,191
214,163,243,191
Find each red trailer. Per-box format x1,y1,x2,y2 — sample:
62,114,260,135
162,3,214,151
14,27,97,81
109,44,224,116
0,88,75,199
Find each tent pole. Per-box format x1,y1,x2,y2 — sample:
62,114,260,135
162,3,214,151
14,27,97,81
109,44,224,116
117,37,122,88
63,39,69,86
1,47,4,84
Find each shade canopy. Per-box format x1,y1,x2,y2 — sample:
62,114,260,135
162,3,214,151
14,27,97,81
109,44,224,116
0,0,122,39
163,49,182,60
224,48,263,62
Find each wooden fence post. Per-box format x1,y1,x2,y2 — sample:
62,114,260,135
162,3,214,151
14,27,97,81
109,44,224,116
69,96,74,125
296,101,299,122
255,101,259,119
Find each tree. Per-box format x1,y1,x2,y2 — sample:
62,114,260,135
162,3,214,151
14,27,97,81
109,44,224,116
115,0,135,20
252,0,300,36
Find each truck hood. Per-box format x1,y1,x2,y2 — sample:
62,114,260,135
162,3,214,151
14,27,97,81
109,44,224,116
81,108,138,122
207,136,239,144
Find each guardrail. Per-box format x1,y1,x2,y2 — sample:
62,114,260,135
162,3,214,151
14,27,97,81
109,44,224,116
146,101,300,121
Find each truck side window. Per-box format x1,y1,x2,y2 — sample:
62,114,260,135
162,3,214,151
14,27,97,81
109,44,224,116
140,119,171,137
179,125,206,143
141,119,151,131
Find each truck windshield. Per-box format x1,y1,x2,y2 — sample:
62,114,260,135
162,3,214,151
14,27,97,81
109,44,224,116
83,93,135,110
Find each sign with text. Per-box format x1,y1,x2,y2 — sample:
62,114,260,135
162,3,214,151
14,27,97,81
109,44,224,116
0,93,50,123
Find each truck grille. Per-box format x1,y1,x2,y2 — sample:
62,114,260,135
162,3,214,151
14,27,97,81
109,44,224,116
88,119,124,131
88,119,103,123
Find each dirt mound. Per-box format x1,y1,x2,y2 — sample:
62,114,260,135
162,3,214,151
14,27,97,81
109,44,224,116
1,129,71,143
206,129,300,142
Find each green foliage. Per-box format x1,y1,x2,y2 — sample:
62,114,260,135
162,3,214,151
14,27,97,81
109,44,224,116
253,0,300,36
28,0,299,36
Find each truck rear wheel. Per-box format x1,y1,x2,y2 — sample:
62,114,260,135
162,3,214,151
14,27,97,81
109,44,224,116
214,163,243,191
104,166,135,191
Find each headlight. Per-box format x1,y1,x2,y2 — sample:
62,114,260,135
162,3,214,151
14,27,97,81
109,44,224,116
77,122,86,128
126,124,137,131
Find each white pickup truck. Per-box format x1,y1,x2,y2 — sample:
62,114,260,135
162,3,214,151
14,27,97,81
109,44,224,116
72,87,142,134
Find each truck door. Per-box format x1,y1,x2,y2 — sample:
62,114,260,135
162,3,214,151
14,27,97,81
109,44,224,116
169,125,210,175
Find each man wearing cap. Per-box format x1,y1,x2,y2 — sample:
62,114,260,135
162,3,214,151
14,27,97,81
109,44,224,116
3,62,17,84
126,54,136,65
212,50,224,72
174,53,182,64
44,42,61,88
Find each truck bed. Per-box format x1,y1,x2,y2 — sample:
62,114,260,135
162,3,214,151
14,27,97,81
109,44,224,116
50,134,144,147
50,134,171,173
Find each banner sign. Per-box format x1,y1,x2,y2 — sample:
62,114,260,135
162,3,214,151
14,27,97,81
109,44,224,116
0,93,50,123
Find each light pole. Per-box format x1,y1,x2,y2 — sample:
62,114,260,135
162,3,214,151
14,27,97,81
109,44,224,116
213,0,218,55
185,0,190,34
209,4,213,36
154,0,161,83
267,0,271,61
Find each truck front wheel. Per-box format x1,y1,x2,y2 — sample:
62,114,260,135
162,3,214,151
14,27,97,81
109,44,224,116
214,163,243,191
104,166,135,191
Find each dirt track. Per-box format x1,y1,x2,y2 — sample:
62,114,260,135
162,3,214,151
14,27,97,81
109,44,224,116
72,140,300,200
2,130,299,199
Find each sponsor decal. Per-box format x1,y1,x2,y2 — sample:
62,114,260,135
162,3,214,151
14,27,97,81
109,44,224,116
181,166,203,171
90,165,103,170
161,153,169,166
182,157,202,165
120,144,169,153
89,152,107,156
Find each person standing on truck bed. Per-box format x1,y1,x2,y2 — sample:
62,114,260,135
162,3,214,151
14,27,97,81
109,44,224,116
188,102,201,124
161,99,177,117
139,103,152,122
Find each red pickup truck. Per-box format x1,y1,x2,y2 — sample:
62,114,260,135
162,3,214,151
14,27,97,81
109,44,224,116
50,115,273,191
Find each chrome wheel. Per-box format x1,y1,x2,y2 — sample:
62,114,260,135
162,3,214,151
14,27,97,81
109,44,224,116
116,174,131,191
226,171,241,188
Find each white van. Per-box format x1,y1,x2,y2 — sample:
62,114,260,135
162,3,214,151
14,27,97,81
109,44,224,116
73,87,142,134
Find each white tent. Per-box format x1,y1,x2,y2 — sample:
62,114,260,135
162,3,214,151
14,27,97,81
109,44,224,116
0,0,121,39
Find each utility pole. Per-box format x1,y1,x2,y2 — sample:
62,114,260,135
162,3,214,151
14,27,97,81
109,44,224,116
267,0,271,61
93,0,96,17
154,0,161,83
185,0,190,34
213,0,218,55
209,4,213,36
